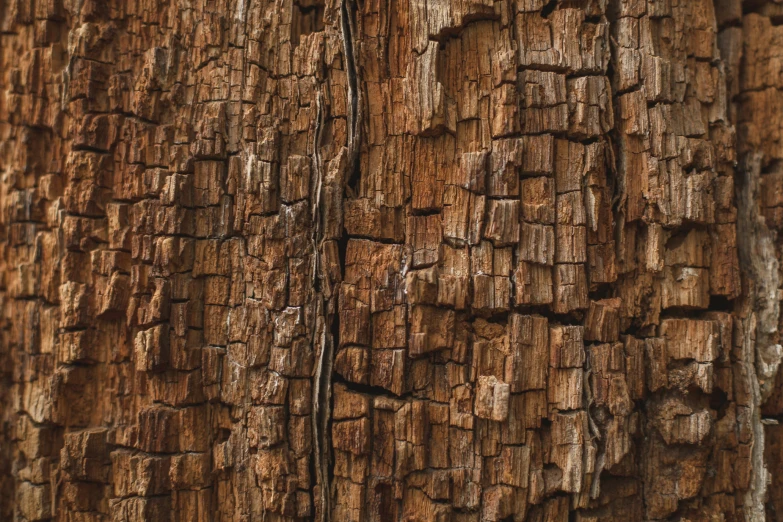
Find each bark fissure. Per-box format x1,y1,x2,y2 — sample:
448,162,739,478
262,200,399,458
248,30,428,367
3,0,783,521
311,86,332,522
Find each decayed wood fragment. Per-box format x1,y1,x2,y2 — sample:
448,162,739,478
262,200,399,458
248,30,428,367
1,0,783,521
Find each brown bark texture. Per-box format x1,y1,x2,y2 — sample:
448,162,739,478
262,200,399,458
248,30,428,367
2,0,783,521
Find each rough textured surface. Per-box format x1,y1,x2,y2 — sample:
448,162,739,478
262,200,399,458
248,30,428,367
0,0,781,521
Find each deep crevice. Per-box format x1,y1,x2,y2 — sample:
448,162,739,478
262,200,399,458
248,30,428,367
292,0,326,46
540,0,558,19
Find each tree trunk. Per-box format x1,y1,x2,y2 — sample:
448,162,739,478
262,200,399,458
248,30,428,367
1,0,783,520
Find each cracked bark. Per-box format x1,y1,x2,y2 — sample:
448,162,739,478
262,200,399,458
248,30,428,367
1,0,783,521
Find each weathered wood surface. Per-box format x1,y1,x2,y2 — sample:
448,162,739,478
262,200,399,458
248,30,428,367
0,0,781,521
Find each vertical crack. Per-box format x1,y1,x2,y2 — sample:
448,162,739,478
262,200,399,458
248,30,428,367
311,86,330,522
340,0,361,168
312,2,360,520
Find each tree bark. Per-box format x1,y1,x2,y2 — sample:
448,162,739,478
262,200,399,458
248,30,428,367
1,0,782,520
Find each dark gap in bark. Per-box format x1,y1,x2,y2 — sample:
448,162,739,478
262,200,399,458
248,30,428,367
375,482,396,522
742,0,771,16
512,303,587,325
588,282,614,300
541,0,558,19
333,372,407,399
658,307,720,320
344,166,361,197
292,0,326,46
709,387,730,421
337,228,349,270
707,294,733,313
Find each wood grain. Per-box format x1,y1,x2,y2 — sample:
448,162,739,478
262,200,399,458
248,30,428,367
0,0,781,521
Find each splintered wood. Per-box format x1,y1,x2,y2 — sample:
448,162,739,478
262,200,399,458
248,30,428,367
0,0,781,521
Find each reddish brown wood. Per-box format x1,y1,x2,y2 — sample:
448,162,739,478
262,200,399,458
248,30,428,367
0,0,782,521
